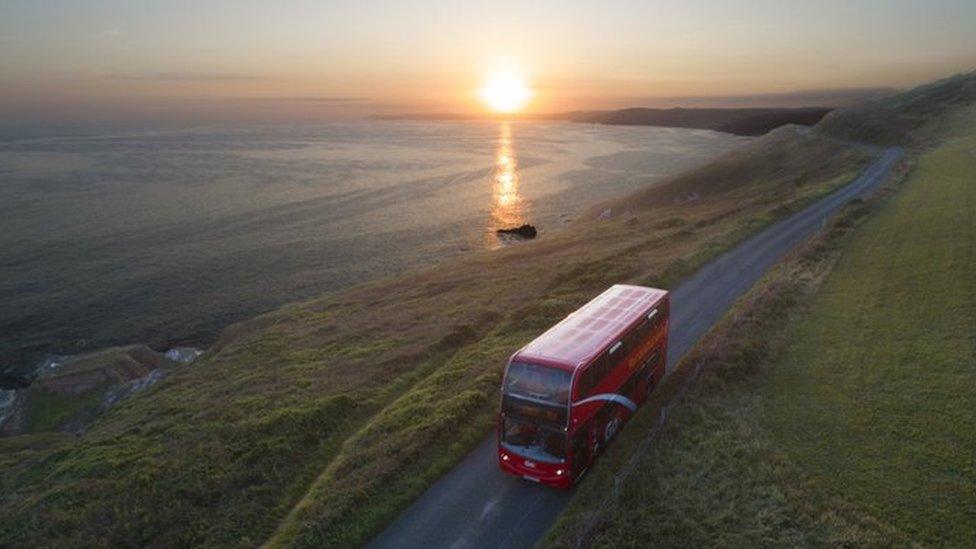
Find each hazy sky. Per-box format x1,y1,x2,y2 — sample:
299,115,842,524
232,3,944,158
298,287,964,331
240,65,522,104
2,0,975,122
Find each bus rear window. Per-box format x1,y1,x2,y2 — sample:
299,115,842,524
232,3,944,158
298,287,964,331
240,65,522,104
504,362,571,405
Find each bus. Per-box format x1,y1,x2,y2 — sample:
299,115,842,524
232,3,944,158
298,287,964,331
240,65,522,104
497,284,669,488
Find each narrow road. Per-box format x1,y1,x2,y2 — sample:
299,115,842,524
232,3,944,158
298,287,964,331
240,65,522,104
369,147,903,549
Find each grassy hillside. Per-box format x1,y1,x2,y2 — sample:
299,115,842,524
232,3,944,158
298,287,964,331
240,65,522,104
543,180,894,549
544,88,975,547
0,126,870,547
597,125,858,212
762,109,976,545
815,70,976,146
564,107,831,136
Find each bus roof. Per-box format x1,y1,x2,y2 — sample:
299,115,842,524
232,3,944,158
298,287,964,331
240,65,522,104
515,284,667,371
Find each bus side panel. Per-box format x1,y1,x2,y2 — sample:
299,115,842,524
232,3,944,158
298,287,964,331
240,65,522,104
565,293,671,484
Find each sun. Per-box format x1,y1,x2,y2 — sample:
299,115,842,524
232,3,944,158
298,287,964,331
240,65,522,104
479,71,532,114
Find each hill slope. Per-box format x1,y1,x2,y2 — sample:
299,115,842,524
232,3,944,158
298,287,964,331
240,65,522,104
3,71,973,549
815,70,976,145
543,73,976,548
0,126,869,545
764,106,976,546
565,107,832,136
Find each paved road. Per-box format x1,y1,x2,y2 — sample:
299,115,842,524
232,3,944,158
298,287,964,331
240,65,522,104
368,147,903,549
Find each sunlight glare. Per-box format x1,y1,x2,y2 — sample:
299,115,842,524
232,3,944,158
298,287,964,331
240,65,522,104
479,72,531,114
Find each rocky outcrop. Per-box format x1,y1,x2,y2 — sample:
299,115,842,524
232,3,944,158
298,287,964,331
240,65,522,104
0,345,184,436
496,224,537,239
32,345,170,395
165,347,204,364
102,368,167,409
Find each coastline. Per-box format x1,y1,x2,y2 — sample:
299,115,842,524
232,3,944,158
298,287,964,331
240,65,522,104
0,121,746,377
0,112,881,544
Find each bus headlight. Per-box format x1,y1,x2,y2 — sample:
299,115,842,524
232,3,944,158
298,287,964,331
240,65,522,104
555,468,565,476
501,453,510,461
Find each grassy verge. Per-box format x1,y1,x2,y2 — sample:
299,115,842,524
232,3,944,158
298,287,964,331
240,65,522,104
762,110,976,546
544,107,976,548
542,172,896,548
0,128,870,548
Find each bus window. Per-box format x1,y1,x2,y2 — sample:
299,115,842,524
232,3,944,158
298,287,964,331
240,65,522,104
646,349,662,370
624,325,642,352
501,416,566,462
505,362,571,405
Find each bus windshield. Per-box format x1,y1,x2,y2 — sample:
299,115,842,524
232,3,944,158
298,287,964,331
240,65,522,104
501,416,566,462
504,362,571,405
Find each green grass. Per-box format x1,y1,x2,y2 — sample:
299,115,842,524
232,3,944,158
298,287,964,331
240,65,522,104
25,384,108,433
0,127,870,548
543,182,888,548
544,106,976,548
762,110,976,546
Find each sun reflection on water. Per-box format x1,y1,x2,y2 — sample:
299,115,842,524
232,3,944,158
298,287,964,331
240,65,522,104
487,122,528,248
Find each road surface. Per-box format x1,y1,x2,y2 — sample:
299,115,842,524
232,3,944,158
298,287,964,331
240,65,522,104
369,147,903,549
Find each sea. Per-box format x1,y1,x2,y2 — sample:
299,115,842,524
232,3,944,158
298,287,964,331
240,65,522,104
0,120,747,375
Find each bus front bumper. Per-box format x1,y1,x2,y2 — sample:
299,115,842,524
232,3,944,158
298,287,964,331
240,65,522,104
498,450,573,489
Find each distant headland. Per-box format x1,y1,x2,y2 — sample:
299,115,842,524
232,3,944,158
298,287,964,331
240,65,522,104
377,106,834,136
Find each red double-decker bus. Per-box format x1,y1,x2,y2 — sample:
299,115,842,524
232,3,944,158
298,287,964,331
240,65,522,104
497,284,669,488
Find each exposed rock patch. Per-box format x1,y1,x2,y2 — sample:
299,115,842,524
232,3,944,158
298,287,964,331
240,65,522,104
0,345,180,436
165,347,204,364
102,368,167,409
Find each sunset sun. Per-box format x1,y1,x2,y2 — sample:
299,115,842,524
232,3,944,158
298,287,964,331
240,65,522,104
479,71,532,114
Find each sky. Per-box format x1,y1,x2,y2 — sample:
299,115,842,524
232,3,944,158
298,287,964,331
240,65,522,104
2,0,975,123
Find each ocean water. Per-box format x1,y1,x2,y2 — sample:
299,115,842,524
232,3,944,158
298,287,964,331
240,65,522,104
0,121,746,374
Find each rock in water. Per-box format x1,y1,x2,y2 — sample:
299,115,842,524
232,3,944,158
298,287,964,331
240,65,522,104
496,224,537,239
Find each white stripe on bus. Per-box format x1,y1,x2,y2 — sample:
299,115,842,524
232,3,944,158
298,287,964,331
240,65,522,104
571,393,638,412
